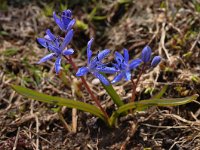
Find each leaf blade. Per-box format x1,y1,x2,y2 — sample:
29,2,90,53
12,85,106,121
102,83,124,107
152,85,168,99
110,94,199,126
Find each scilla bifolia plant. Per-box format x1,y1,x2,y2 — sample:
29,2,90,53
12,9,198,127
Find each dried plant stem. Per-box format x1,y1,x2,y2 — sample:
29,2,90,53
64,56,109,120
58,111,72,132
12,127,20,150
71,79,78,133
35,115,39,150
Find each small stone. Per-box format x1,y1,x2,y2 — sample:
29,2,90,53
91,78,100,85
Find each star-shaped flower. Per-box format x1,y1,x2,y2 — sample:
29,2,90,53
111,49,142,84
37,29,74,74
76,38,117,85
53,9,76,32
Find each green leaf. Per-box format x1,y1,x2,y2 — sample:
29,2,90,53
12,85,106,122
109,94,199,126
1,47,19,56
88,7,97,20
152,85,168,99
60,4,68,12
118,0,131,4
43,3,54,17
102,83,124,107
76,20,88,30
92,16,107,20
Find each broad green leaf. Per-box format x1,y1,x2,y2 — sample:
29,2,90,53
109,94,199,126
102,83,124,107
12,85,106,122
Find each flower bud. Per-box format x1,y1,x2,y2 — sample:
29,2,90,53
151,56,161,67
141,46,152,63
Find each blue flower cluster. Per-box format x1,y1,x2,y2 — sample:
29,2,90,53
37,10,75,74
76,42,161,85
37,9,161,85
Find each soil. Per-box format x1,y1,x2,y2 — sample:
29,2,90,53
0,0,200,149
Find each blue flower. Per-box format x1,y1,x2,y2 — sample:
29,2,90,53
37,29,74,74
111,49,142,84
141,45,152,63
76,38,117,85
151,56,161,67
53,9,76,32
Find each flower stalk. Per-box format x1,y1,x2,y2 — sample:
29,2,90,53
131,64,146,103
65,55,109,120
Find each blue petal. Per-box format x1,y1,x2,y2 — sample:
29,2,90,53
111,72,124,84
53,12,64,31
87,38,94,63
44,35,51,40
151,56,161,67
90,57,101,69
61,29,74,50
76,67,89,76
93,72,110,85
45,29,56,41
96,66,117,74
37,38,50,48
61,10,73,31
67,19,76,31
141,45,152,63
123,48,129,64
62,10,72,18
125,71,131,81
62,48,74,56
37,38,60,53
115,51,124,64
111,62,120,71
129,58,142,70
61,17,71,30
97,49,110,61
47,44,61,54
37,53,55,64
55,57,62,74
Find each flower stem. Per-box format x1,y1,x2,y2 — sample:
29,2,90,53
131,64,146,103
130,78,136,103
64,56,109,120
